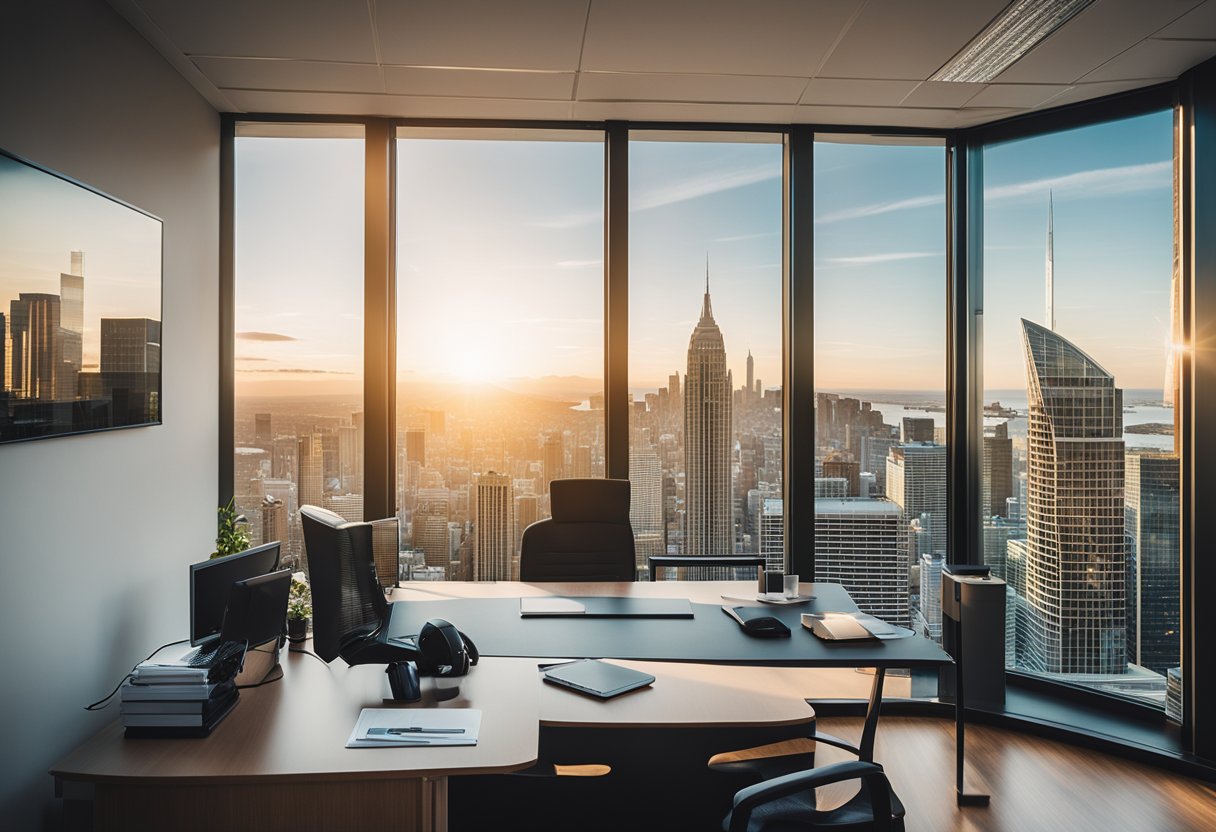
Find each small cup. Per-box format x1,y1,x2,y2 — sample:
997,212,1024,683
783,574,800,599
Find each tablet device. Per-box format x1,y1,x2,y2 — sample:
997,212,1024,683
542,659,655,699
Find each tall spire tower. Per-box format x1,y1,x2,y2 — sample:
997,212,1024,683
685,265,733,563
1046,190,1055,331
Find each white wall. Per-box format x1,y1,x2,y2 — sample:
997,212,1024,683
0,2,218,828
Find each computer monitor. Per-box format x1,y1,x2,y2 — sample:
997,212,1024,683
189,541,281,646
220,569,293,649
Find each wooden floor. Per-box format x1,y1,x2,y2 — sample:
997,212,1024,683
812,716,1216,832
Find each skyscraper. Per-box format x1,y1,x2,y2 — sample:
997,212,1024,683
261,495,287,549
885,442,947,559
100,318,160,373
746,348,754,401
684,277,733,558
254,413,272,447
513,493,539,556
0,312,7,395
901,417,935,444
758,498,784,573
10,293,61,400
815,498,908,626
59,251,84,398
297,433,325,511
983,422,1014,518
473,471,513,581
541,433,563,497
405,428,426,468
1019,318,1126,675
415,487,452,572
629,444,664,570
1125,450,1180,675
919,552,945,643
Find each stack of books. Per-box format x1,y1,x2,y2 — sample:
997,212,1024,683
120,663,239,738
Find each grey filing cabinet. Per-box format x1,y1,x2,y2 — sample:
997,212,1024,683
940,572,1006,710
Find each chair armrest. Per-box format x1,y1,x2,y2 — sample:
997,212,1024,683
728,761,889,832
810,731,862,756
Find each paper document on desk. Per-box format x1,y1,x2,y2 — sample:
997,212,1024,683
801,612,912,641
346,708,481,749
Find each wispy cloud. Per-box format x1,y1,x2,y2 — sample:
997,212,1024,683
236,368,354,375
236,356,272,362
984,160,1170,202
532,163,781,228
714,231,779,243
556,259,602,269
508,316,600,325
237,331,298,342
825,251,941,266
815,159,1170,225
817,193,943,224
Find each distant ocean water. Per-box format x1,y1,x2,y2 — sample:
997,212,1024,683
865,388,1175,452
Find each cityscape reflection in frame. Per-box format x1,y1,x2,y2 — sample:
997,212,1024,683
0,148,163,444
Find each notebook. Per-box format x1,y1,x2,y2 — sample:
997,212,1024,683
542,659,655,699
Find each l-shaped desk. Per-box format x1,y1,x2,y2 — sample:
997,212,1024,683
51,581,958,831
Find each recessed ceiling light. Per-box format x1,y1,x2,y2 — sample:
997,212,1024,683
929,0,1096,84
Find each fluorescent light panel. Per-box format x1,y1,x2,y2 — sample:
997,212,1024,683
930,0,1097,83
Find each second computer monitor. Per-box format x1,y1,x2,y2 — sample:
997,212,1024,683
189,541,281,646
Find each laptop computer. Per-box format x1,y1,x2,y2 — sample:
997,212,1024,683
542,659,655,699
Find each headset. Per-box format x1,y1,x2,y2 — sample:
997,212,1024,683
416,618,480,677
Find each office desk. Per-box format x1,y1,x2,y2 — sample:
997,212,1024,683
50,653,540,832
50,653,818,832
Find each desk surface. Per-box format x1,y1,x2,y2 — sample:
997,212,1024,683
390,581,952,669
52,650,540,786
52,654,818,785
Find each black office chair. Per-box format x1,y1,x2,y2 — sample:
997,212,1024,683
299,505,422,698
723,761,903,832
519,478,636,582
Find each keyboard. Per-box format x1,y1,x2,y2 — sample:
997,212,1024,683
180,646,219,667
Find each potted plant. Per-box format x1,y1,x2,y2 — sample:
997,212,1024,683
287,572,312,642
212,497,250,559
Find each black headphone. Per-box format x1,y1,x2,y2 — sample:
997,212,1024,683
417,618,479,677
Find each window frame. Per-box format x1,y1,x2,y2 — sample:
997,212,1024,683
218,69,1215,761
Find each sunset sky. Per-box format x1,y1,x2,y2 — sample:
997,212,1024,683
0,154,162,371
232,110,1173,399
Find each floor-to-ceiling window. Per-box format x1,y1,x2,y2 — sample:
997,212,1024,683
232,125,365,572
980,109,1178,713
395,129,604,581
813,136,948,641
628,133,784,579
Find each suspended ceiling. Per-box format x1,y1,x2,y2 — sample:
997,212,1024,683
109,0,1216,128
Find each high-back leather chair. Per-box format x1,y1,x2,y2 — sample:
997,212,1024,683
519,478,636,582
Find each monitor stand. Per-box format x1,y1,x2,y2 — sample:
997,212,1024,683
234,637,281,686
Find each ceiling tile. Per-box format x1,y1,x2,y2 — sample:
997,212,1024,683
964,83,1071,108
576,72,807,104
571,100,797,123
1153,0,1216,38
192,57,383,93
799,78,920,107
1035,77,1176,108
134,0,377,62
374,0,589,71
1080,37,1216,82
953,107,1026,127
817,0,1010,80
995,0,1204,83
225,89,576,119
900,81,988,108
384,67,574,99
792,104,958,129
581,0,862,77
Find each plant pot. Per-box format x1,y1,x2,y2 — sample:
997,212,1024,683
287,616,309,643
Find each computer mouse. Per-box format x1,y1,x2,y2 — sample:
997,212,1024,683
386,660,421,702
743,616,791,638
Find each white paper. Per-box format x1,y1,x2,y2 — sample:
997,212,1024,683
520,597,586,616
346,708,482,749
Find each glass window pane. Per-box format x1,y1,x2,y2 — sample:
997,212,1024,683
395,130,604,581
813,137,947,651
981,111,1178,712
233,129,365,573
629,133,784,580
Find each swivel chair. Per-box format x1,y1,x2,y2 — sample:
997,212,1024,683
519,478,636,582
300,505,422,700
723,761,903,832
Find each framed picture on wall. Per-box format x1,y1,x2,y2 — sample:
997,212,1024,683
0,148,163,444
